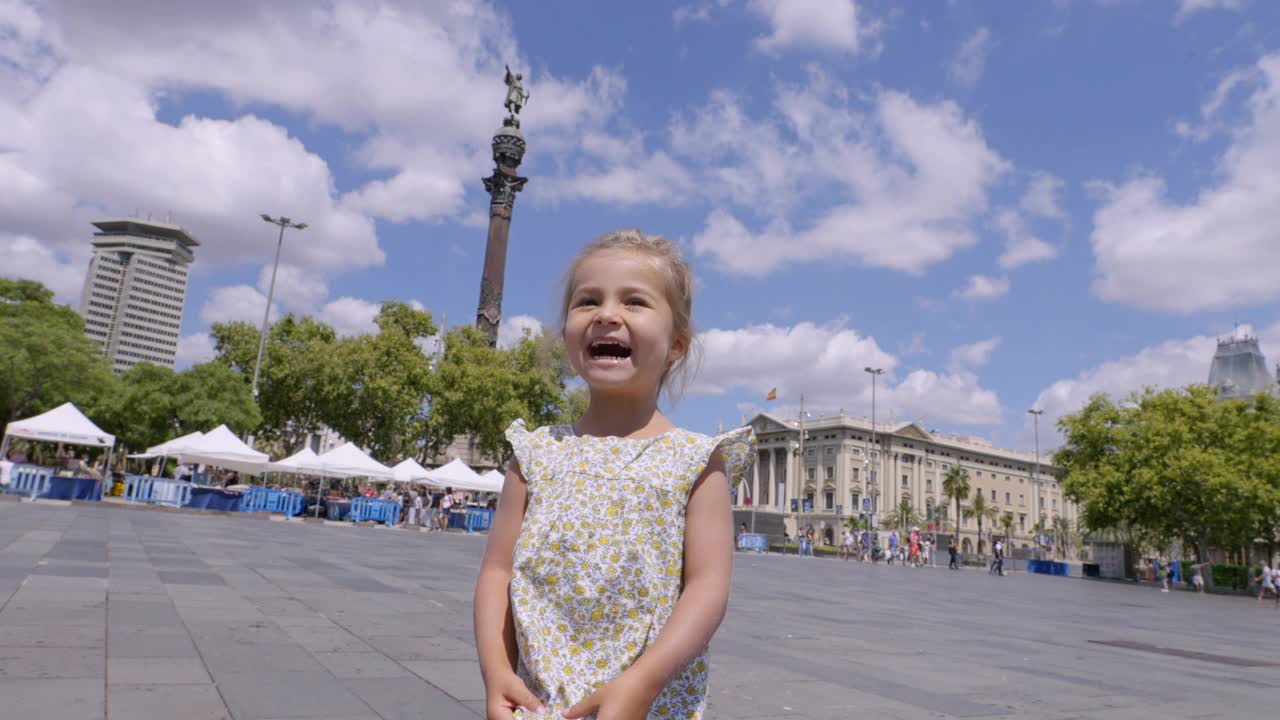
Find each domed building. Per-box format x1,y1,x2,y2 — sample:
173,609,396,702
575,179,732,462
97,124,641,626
1207,334,1280,401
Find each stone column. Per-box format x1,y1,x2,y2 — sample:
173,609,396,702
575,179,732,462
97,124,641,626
751,451,761,509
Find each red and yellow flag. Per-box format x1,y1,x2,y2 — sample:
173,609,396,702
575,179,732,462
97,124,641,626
766,387,777,402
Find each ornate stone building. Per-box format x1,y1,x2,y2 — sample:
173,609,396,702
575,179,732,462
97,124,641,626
735,412,1075,554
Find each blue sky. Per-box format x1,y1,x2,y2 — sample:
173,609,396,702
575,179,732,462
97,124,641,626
3,0,1279,453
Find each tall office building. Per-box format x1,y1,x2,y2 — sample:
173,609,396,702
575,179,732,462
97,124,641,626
1207,333,1278,401
78,218,199,373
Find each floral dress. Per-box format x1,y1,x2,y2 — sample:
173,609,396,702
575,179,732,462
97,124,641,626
505,419,756,720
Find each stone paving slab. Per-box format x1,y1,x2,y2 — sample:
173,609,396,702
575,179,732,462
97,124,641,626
1,501,1277,719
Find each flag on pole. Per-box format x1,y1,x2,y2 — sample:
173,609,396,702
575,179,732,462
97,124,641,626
766,387,777,401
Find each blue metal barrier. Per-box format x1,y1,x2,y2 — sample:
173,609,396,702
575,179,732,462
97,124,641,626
123,475,194,508
349,497,400,526
1027,560,1069,576
737,533,768,553
4,465,51,498
463,508,495,533
238,487,303,517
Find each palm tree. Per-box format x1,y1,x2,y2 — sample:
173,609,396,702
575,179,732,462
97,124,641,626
1053,516,1072,559
965,492,998,554
942,466,971,547
844,515,867,532
933,503,950,534
999,512,1015,549
883,497,916,533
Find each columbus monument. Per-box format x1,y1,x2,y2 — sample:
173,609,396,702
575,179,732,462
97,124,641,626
474,65,530,346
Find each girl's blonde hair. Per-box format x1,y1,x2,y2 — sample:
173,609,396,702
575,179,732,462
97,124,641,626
559,229,700,404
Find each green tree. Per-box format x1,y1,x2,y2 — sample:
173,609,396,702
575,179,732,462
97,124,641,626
210,314,342,454
1052,515,1073,560
942,465,971,545
100,362,260,452
884,497,922,533
327,302,436,461
0,279,116,428
999,511,1016,548
966,491,998,554
1054,386,1270,560
425,325,566,466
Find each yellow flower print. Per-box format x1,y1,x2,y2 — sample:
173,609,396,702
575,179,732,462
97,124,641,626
503,419,757,720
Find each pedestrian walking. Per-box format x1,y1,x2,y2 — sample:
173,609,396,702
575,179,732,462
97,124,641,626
887,530,899,566
1258,562,1276,603
948,535,959,570
840,528,854,561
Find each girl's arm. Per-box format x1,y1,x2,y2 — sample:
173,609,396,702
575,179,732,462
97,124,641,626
564,452,734,718
474,464,543,717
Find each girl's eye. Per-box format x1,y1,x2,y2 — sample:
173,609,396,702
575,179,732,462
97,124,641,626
574,298,599,308
626,298,648,308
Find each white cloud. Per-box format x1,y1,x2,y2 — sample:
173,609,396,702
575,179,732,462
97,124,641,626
0,1,623,281
1175,0,1242,21
748,0,879,55
201,285,276,326
995,209,1058,270
317,297,381,338
175,332,215,368
497,314,544,349
949,27,992,88
674,0,730,25
954,274,1010,302
1020,172,1066,219
948,337,1002,372
256,264,329,314
1090,53,1280,312
1033,322,1280,443
689,82,1010,276
0,233,87,303
694,319,1002,426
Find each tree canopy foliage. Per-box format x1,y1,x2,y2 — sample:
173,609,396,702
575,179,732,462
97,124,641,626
3,279,584,469
0,279,115,427
1054,385,1280,559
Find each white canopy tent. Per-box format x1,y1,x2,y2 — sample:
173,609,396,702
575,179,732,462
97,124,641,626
314,442,394,480
425,458,502,493
2,402,115,449
268,447,329,476
393,458,432,484
175,425,269,475
128,431,205,460
480,469,506,492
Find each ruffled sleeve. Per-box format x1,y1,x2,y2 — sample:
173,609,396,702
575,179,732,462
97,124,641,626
504,419,545,484
686,426,756,496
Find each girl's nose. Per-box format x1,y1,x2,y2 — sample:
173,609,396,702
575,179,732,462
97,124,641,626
593,303,621,325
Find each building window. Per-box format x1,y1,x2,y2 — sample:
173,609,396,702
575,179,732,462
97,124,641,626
807,448,815,457
1039,497,1045,508
991,489,996,501
1019,494,1025,506
1019,477,1025,484
850,467,859,482
1052,499,1058,510
824,491,834,510
926,460,934,467
941,463,949,470
901,474,909,489
1019,514,1026,531
825,447,834,456
851,448,861,456
825,466,834,481
926,478,933,492
851,493,861,511
1005,492,1011,504
807,468,815,482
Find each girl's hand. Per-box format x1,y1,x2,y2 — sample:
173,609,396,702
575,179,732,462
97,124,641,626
486,671,544,720
561,672,658,720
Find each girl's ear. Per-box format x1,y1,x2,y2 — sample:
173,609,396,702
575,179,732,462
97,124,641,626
668,335,689,363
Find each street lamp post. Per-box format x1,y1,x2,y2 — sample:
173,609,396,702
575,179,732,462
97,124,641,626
864,367,884,544
252,215,307,402
1028,408,1044,557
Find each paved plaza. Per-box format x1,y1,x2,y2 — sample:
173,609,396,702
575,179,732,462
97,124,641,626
0,500,1275,719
